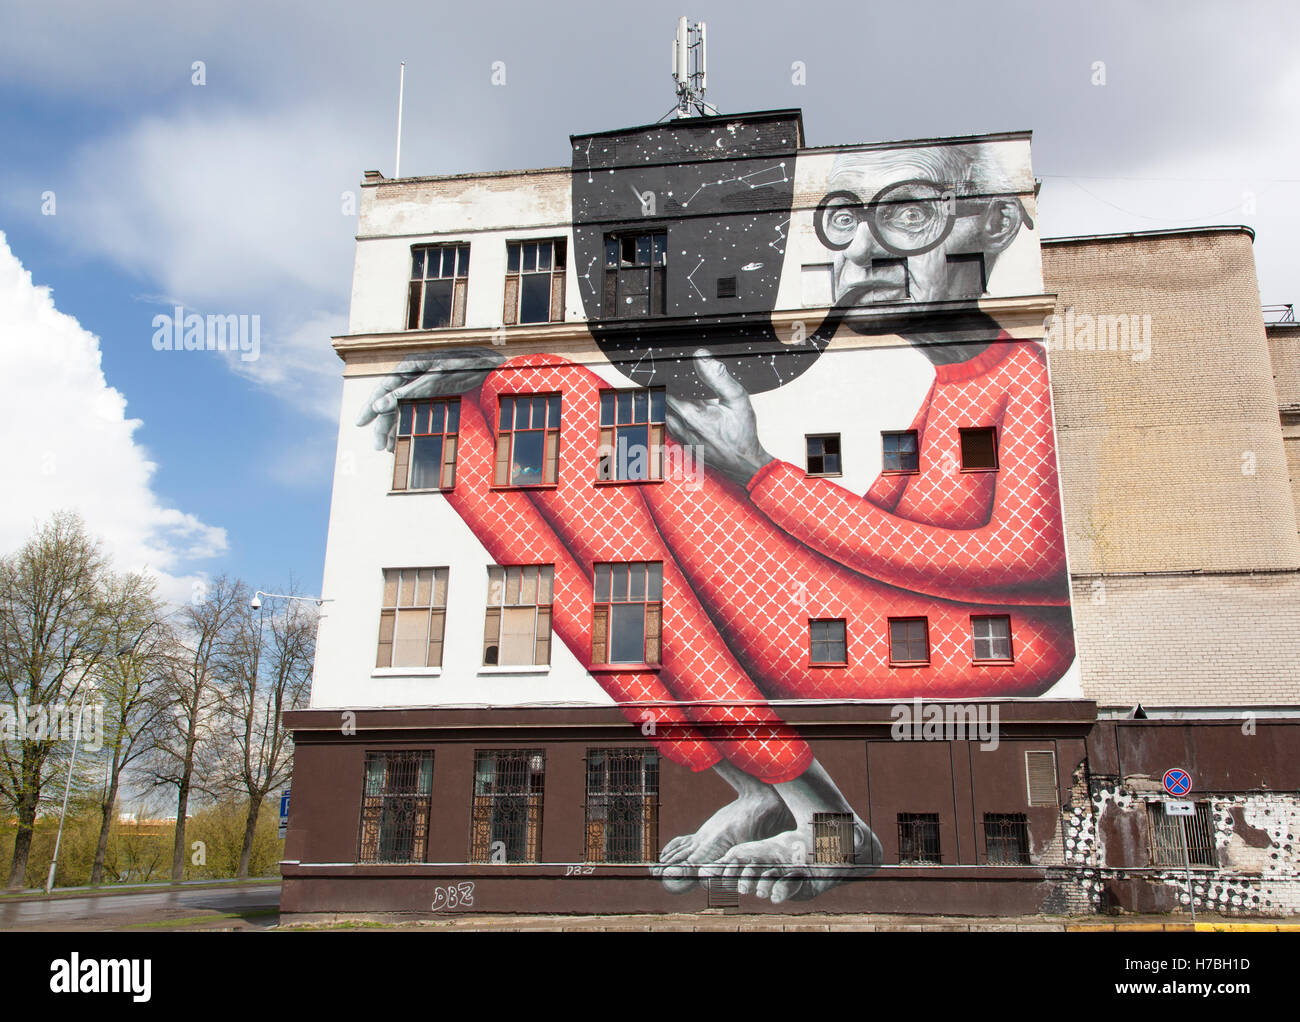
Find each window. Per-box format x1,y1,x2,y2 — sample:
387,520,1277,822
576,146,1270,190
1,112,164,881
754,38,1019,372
603,232,667,318
814,812,855,864
584,749,659,863
376,568,448,668
872,257,909,297
593,562,663,665
897,812,941,864
482,565,554,666
972,615,1013,663
598,388,666,482
809,619,847,665
408,244,469,329
358,751,434,863
1148,802,1217,867
801,263,833,306
391,399,459,491
716,276,738,299
1025,750,1058,806
882,430,919,474
888,617,930,666
470,750,545,863
946,253,986,296
805,434,841,477
494,393,561,486
959,427,998,471
504,239,566,325
983,813,1031,865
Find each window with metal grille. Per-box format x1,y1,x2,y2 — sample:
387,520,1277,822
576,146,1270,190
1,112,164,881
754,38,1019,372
358,751,434,864
1025,750,1058,806
391,398,459,491
408,244,470,329
592,562,663,665
470,750,545,863
888,617,930,666
597,388,666,482
882,430,919,474
814,812,856,864
805,434,841,476
959,427,998,471
584,748,659,863
972,615,1013,663
1147,802,1217,867
897,812,941,864
603,232,667,318
946,253,986,296
494,393,561,486
984,812,1031,864
482,565,553,666
504,239,566,325
809,619,847,665
376,568,448,668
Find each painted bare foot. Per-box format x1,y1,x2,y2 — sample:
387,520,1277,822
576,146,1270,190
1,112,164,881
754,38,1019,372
702,821,883,904
653,792,794,894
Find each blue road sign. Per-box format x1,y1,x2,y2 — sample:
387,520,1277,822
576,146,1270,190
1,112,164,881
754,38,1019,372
1162,768,1191,797
279,790,291,821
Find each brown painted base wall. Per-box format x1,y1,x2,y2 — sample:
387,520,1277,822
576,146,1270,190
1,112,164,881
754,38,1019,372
280,702,1300,917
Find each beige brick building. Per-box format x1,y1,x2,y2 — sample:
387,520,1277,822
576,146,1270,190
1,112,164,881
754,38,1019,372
1042,228,1300,709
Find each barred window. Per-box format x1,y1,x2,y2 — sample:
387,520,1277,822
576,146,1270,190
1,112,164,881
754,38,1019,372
971,615,1013,663
809,618,847,665
376,568,448,668
592,562,663,665
408,244,469,329
897,812,941,864
1148,801,1217,867
805,434,841,477
814,812,855,864
483,565,554,666
597,388,666,482
882,430,919,474
603,231,667,318
495,393,561,486
358,751,434,863
504,239,566,325
470,750,545,863
984,812,1031,865
888,617,930,666
584,749,659,863
392,398,459,491
959,427,998,471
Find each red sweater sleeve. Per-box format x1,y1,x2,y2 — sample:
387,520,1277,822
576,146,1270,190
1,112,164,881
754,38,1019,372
747,348,1069,606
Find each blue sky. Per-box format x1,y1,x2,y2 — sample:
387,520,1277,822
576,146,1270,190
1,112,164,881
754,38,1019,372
2,0,1297,600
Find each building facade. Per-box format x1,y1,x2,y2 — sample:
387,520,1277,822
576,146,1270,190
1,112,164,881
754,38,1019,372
282,109,1300,918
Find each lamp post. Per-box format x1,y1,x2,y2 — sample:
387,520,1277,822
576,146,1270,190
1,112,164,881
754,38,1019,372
45,680,98,895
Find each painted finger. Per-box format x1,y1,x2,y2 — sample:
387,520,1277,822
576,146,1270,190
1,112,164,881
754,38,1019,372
692,348,748,403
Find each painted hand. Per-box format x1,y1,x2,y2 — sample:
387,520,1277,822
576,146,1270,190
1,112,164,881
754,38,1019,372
666,349,774,485
356,348,506,451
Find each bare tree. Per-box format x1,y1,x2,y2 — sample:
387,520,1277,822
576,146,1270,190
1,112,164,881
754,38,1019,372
147,574,244,884
0,512,116,890
88,572,172,886
217,587,315,878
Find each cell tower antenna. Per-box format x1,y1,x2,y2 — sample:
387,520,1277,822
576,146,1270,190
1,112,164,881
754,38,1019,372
671,17,717,118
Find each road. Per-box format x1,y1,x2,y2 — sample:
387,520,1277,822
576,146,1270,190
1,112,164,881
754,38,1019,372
0,883,280,931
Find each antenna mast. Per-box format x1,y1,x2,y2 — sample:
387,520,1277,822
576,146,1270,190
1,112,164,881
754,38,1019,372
394,61,406,178
671,17,715,117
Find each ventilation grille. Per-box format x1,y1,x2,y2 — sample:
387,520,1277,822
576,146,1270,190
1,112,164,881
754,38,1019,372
707,876,739,908
716,276,738,299
1025,750,1058,806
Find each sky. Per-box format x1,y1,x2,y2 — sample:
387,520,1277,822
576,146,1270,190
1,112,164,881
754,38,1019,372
1,0,1297,602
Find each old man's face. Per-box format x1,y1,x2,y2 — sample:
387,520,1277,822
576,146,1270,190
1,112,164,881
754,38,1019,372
816,147,1029,307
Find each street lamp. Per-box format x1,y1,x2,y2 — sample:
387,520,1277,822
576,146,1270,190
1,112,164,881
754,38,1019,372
250,590,330,611
45,680,98,895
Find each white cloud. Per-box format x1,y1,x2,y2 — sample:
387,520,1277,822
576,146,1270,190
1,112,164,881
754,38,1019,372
0,230,226,599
